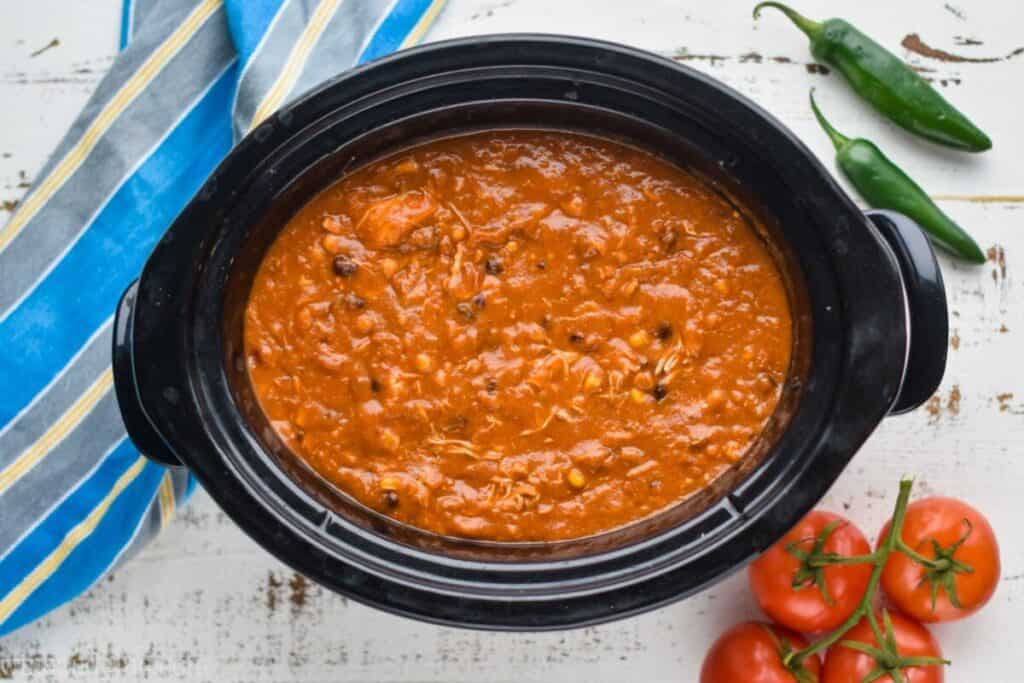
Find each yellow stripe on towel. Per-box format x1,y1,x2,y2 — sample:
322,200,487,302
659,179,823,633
0,0,223,254
399,0,446,49
248,0,344,131
0,367,113,496
0,456,148,624
157,471,176,530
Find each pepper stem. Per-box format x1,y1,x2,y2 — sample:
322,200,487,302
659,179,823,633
752,2,823,42
809,90,851,152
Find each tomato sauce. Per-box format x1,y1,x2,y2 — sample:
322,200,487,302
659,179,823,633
244,130,792,541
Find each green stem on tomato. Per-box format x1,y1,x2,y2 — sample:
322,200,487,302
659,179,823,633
865,610,886,648
806,553,876,568
894,540,945,569
900,655,953,667
785,480,916,670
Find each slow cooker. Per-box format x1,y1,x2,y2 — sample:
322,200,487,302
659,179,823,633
112,35,947,630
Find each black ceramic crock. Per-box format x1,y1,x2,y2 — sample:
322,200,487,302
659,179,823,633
111,35,948,630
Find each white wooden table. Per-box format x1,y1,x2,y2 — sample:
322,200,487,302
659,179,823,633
2,1,1021,680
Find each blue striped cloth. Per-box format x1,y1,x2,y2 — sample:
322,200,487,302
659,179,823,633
0,0,446,638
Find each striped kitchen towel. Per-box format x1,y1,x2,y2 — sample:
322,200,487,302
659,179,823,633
0,0,446,637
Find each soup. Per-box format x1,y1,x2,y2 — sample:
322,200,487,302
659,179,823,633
244,130,792,542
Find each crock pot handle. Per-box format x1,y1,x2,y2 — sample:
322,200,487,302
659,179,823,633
865,210,949,415
113,279,185,467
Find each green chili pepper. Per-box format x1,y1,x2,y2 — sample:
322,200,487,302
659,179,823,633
809,91,985,264
754,2,992,152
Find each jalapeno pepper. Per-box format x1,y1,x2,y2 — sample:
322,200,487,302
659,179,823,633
809,91,985,264
754,2,992,152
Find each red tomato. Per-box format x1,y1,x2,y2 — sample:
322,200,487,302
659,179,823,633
750,510,872,632
879,497,1000,622
822,612,944,683
701,622,821,683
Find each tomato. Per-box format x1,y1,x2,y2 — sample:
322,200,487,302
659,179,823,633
822,612,944,683
879,496,1000,622
701,621,821,683
750,510,872,632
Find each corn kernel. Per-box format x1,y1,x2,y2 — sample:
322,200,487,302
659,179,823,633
379,475,400,490
379,429,401,451
388,375,406,397
321,234,345,254
713,278,730,294
706,388,727,409
451,224,467,242
567,468,587,489
380,258,399,278
505,240,519,253
629,388,650,405
583,373,603,392
355,314,375,334
628,330,650,349
415,353,434,373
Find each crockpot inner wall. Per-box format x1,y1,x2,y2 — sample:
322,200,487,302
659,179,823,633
220,100,812,561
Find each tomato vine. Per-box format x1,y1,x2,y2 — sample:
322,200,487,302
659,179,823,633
780,479,956,681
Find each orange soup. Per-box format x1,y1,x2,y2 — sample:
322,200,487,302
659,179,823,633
244,130,792,541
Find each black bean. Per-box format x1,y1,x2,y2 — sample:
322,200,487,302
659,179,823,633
472,293,486,309
370,378,381,393
569,331,584,344
656,323,673,341
652,384,668,402
536,260,547,271
540,314,553,329
456,302,476,322
332,255,358,277
485,257,503,275
486,377,498,393
383,491,399,508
